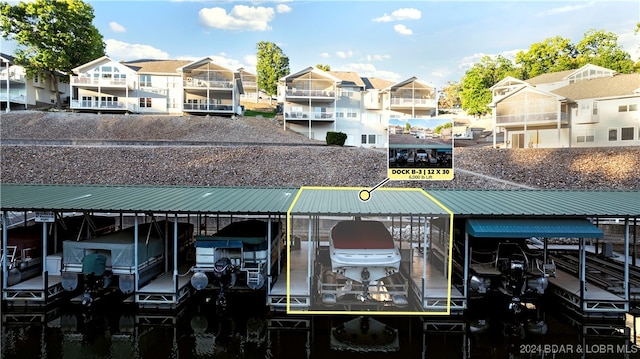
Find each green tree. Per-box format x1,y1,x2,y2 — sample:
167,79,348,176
438,81,461,110
575,29,635,73
316,64,331,71
434,122,452,134
515,36,578,79
1,0,105,109
256,41,290,103
460,55,518,117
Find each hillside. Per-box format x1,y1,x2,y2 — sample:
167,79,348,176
1,111,639,190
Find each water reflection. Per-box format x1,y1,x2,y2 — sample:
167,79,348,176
2,301,639,359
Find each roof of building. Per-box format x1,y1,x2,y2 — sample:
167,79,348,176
122,59,192,74
327,71,366,88
550,73,640,100
1,184,638,218
361,77,396,90
525,69,575,86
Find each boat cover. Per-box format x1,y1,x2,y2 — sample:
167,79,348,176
82,253,107,276
63,221,186,269
195,220,279,251
331,220,395,249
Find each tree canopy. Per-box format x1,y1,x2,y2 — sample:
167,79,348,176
515,36,578,79
316,64,331,71
575,29,635,73
460,55,518,117
457,27,637,117
1,0,105,109
256,41,290,101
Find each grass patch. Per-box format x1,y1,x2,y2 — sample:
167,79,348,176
244,110,276,118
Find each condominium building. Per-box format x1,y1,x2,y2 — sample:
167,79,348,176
1,53,70,111
69,56,245,116
490,64,640,148
279,66,437,148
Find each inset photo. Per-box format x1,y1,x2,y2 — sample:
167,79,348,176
388,118,454,181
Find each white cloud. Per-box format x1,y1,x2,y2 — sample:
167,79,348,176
373,8,421,22
394,24,413,36
537,1,594,16
109,22,126,33
276,4,291,13
109,21,127,32
336,50,354,59
243,54,257,68
199,5,275,31
367,54,391,62
105,39,169,60
320,52,330,58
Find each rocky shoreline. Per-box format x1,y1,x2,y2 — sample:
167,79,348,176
1,111,639,190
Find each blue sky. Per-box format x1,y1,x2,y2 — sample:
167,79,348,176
1,1,639,88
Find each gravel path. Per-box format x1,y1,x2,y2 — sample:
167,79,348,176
1,111,639,190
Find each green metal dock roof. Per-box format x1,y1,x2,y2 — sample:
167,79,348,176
1,184,638,217
0,184,298,214
426,189,640,217
289,187,449,215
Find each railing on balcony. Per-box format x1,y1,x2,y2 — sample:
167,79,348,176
390,97,437,107
284,111,335,121
0,73,26,82
242,80,257,88
183,103,234,111
285,89,335,98
496,112,568,125
70,99,134,111
0,90,27,103
184,78,234,89
71,77,132,88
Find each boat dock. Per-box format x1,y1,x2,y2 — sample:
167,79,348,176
1,184,638,322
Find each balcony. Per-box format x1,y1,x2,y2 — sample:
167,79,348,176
184,78,233,89
71,77,133,88
183,103,234,113
389,97,436,108
496,112,569,126
0,73,26,83
285,89,335,99
0,90,27,103
284,111,335,121
70,99,134,112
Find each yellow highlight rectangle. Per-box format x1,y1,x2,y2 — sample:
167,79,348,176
285,186,456,316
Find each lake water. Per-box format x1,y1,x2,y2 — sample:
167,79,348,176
2,293,640,359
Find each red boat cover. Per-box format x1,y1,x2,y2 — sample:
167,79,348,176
331,220,394,250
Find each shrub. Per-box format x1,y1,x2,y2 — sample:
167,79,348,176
326,131,347,146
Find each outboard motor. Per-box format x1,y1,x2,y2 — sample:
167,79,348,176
81,253,111,307
212,258,237,307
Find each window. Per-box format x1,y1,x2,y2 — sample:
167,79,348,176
608,128,618,141
576,129,595,143
346,108,357,118
361,134,376,144
619,105,628,112
629,104,638,112
335,109,344,118
140,75,151,87
592,102,598,115
621,127,634,141
140,98,152,108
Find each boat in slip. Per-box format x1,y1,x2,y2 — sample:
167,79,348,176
329,219,401,284
320,219,407,307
